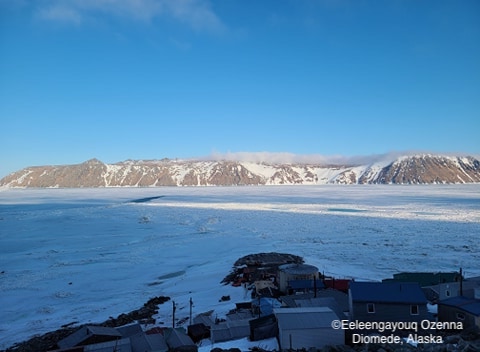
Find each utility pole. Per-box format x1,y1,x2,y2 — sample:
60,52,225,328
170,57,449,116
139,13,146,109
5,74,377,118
189,297,193,325
172,300,176,328
258,294,261,318
460,268,463,296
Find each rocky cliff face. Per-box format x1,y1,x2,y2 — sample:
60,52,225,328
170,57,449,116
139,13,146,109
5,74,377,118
1,155,479,188
373,155,480,184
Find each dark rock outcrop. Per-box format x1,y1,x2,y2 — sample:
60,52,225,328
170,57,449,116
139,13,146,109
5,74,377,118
4,296,170,352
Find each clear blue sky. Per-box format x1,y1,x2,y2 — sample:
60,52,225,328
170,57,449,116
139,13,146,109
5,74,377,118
1,0,479,177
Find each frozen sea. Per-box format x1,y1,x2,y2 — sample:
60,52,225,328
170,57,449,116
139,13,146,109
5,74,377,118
0,185,479,349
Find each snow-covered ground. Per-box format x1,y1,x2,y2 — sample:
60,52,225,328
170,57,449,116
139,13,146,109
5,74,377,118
0,185,479,349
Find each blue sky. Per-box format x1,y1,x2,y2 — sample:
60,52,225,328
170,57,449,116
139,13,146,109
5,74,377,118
1,0,479,177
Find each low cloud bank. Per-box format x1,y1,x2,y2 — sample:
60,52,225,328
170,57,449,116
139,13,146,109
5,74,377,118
201,151,430,165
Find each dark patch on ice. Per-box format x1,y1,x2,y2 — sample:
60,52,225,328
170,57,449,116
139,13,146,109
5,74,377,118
129,196,164,203
219,295,230,302
138,216,151,223
413,211,436,216
187,261,210,269
157,270,186,280
147,270,186,286
147,281,163,286
327,208,367,213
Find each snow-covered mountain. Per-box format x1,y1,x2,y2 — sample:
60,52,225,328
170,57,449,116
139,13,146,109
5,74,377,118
1,154,479,187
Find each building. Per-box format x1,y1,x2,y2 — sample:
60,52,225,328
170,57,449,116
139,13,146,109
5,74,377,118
164,328,197,352
253,280,279,297
249,314,278,341
424,276,480,302
423,282,459,303
251,297,282,317
274,307,344,350
277,263,321,294
210,319,251,343
57,326,123,350
193,309,253,343
438,296,480,330
323,278,352,293
281,296,344,320
349,282,429,323
280,289,349,319
383,272,462,287
187,323,210,343
54,323,168,352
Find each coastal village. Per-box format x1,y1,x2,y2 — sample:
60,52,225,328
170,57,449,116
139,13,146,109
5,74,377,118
5,253,480,352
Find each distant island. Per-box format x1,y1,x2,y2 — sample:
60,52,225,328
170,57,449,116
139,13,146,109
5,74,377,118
1,154,479,187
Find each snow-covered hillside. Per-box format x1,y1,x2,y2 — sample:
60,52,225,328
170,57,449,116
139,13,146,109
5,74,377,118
1,155,480,187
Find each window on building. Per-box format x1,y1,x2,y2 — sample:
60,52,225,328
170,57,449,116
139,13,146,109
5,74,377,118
367,303,375,313
410,305,419,315
456,312,465,320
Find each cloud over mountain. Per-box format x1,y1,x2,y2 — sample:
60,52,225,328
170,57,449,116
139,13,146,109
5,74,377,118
205,151,436,166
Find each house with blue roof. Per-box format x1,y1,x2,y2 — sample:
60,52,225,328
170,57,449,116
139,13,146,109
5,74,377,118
349,282,430,323
438,296,480,330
